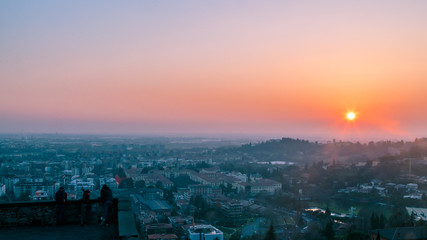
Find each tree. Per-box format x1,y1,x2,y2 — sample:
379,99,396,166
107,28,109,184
135,180,146,189
141,167,154,174
408,211,416,227
389,205,409,227
171,209,178,216
416,219,427,227
191,195,206,209
164,189,175,204
325,206,331,218
302,222,323,240
119,178,134,189
156,181,164,190
379,214,385,228
116,167,126,177
371,213,379,229
376,232,381,240
322,220,335,240
230,230,241,240
263,223,276,240
346,231,369,240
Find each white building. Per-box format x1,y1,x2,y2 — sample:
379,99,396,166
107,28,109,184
237,179,282,195
68,178,95,199
407,183,418,192
69,177,95,191
226,172,247,182
188,225,223,240
406,207,427,221
404,193,423,200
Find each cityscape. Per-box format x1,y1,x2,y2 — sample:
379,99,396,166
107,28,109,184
1,1,427,240
2,135,427,239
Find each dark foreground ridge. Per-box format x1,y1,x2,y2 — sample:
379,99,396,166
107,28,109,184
0,199,120,240
0,223,119,240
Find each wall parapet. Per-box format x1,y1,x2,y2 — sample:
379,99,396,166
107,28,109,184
0,199,118,227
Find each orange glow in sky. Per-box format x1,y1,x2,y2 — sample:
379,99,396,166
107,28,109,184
1,1,427,140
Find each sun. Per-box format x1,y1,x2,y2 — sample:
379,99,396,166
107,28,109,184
346,111,356,121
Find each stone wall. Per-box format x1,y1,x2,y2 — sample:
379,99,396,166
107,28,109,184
0,199,117,227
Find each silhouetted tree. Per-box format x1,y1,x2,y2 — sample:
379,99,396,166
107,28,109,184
389,205,409,227
376,232,381,240
322,220,335,240
155,181,164,189
135,180,146,189
263,223,276,240
378,214,385,228
371,213,379,229
409,211,416,227
119,178,134,189
325,206,331,218
371,213,376,229
171,209,178,216
346,231,369,240
230,230,241,240
116,167,126,177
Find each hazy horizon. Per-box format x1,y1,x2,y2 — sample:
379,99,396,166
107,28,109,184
2,1,427,140
0,131,421,144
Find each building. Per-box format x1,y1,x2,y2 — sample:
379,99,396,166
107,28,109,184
147,234,178,240
370,227,427,240
142,173,174,189
3,176,20,193
168,216,194,239
406,207,427,221
221,200,243,219
135,194,173,213
13,181,60,200
99,177,119,190
68,177,95,199
0,184,6,197
188,184,213,195
226,172,247,183
237,179,282,195
407,183,419,192
142,188,164,200
175,188,192,201
187,225,223,240
145,223,174,235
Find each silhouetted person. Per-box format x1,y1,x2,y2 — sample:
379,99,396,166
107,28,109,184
100,184,113,226
80,187,91,226
55,187,67,225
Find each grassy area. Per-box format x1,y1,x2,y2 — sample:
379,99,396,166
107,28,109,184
307,201,357,214
216,226,236,240
307,200,393,218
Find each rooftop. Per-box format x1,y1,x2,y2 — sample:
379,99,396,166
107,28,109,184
148,234,178,240
371,227,427,240
135,194,172,211
188,224,222,235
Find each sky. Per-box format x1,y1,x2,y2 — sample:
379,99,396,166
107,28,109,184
1,1,427,140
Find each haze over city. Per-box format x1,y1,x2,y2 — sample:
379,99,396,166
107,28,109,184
1,1,427,140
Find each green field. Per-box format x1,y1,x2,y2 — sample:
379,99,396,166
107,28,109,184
306,200,393,217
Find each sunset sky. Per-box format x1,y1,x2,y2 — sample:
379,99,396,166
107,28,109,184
1,1,427,140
